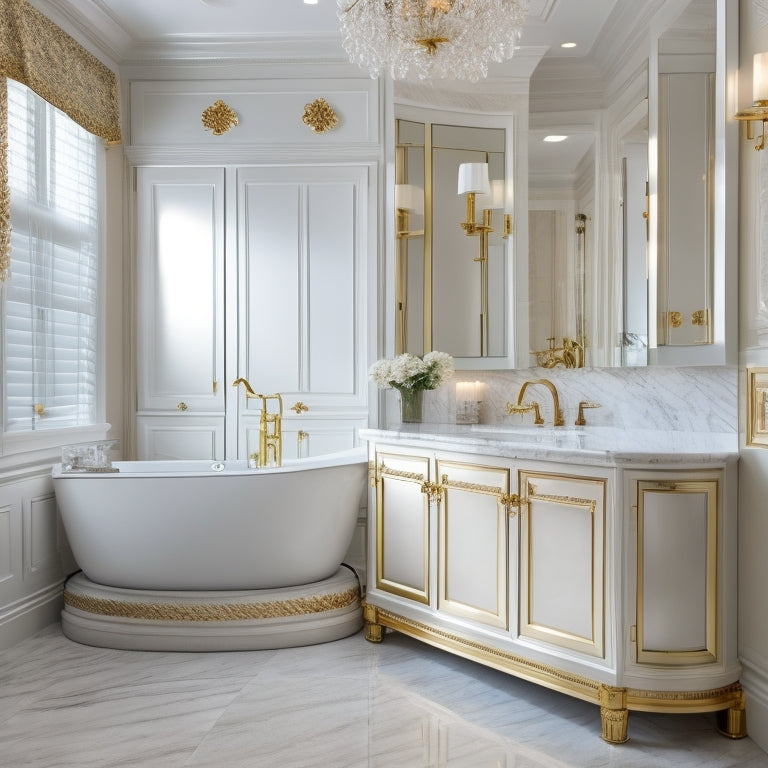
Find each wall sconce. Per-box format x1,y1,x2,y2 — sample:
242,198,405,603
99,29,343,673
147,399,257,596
457,164,508,356
735,52,768,151
458,162,492,236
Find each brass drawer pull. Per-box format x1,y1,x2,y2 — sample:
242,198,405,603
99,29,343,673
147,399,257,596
291,401,309,414
177,402,188,411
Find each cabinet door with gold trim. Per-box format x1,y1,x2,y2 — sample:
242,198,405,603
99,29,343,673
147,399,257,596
634,477,718,666
519,470,606,657
437,459,511,630
374,450,432,604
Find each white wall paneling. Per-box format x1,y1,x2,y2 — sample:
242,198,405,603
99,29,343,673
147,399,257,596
129,79,379,148
0,473,68,650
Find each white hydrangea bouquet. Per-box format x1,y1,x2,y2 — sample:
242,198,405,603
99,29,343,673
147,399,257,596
369,351,454,422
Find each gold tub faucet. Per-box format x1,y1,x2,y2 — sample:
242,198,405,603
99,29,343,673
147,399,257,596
510,379,564,427
232,378,283,467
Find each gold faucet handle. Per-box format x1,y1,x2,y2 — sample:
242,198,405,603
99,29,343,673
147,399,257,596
575,401,601,426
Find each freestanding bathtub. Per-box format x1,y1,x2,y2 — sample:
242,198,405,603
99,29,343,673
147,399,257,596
53,448,369,651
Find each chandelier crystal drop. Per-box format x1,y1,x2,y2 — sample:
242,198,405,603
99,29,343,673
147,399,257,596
338,0,529,82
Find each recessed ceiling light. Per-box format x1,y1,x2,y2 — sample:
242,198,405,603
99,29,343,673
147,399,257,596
543,135,568,143
561,42,577,49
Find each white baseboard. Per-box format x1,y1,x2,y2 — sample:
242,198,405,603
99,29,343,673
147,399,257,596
740,656,768,754
0,584,64,651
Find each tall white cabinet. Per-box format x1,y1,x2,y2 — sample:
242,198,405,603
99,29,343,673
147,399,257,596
136,166,226,459
130,72,379,460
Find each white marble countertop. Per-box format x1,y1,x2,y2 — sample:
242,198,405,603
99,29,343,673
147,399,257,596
360,424,738,467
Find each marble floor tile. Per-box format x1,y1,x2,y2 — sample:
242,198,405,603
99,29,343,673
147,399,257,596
0,624,767,768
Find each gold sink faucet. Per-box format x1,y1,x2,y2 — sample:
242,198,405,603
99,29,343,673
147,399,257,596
232,378,283,467
511,379,564,427
506,400,544,425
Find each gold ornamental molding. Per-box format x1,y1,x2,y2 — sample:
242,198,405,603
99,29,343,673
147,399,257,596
302,97,339,134
362,602,747,742
202,99,239,136
64,586,359,622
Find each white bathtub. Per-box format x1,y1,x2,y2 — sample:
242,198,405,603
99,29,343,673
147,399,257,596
53,448,368,592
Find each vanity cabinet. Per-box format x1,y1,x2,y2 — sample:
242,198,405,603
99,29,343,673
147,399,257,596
362,431,743,744
628,472,721,667
519,470,606,658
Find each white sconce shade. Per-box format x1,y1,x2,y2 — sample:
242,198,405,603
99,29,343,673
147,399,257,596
395,183,424,214
457,163,490,195
755,52,768,103
476,179,505,210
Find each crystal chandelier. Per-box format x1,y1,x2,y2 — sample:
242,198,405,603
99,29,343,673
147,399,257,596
338,0,528,82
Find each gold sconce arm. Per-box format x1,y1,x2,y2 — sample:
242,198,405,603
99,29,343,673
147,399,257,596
735,53,768,150
734,105,768,151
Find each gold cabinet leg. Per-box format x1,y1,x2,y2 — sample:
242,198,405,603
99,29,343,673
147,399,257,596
599,684,629,743
716,687,748,739
362,601,384,643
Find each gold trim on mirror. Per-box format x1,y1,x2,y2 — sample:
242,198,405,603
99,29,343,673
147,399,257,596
301,98,339,134
201,100,239,136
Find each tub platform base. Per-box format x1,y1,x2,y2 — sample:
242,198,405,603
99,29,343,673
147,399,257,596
61,567,363,652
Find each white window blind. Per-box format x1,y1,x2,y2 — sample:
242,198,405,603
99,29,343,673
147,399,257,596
3,80,100,432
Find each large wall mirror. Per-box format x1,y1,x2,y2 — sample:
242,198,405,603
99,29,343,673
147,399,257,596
394,106,513,363
390,0,736,371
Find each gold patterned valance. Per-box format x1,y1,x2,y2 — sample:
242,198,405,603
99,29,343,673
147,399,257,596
0,78,9,280
0,0,122,144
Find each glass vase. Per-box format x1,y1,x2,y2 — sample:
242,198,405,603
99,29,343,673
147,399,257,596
399,388,424,423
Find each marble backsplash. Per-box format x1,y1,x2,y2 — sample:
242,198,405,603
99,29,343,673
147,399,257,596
405,366,738,434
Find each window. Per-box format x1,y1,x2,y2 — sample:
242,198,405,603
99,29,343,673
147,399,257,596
3,79,101,433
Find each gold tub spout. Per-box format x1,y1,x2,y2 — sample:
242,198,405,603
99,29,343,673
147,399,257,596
515,379,564,427
232,378,283,467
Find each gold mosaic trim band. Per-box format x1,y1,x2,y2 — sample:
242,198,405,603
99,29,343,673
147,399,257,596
64,586,360,623
0,0,121,143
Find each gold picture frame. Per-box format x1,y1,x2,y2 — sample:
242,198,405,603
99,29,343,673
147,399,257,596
747,367,768,447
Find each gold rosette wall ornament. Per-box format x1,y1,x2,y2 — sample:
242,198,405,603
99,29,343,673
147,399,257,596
302,98,339,134
202,100,239,136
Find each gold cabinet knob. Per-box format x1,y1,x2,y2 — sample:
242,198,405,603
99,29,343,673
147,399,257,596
291,401,309,414
177,402,188,411
34,403,45,416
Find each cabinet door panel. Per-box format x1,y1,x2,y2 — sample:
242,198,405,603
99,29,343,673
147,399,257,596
636,480,717,665
307,183,355,394
137,167,224,411
520,471,606,657
136,416,224,460
375,451,431,604
238,166,366,404
437,460,509,629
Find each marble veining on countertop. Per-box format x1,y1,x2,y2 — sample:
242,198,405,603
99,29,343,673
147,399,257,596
360,424,738,467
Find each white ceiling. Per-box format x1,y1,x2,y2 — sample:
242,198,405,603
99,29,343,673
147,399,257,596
46,0,623,63
38,0,647,181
